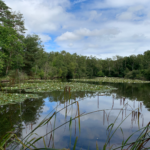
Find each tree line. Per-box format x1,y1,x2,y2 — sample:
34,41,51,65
0,0,150,80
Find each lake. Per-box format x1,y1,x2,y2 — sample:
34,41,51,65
1,81,150,149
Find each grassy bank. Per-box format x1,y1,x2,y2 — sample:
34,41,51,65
71,77,150,83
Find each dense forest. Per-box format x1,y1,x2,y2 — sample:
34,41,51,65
0,0,150,80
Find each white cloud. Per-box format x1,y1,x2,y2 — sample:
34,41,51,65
5,0,72,34
128,5,144,12
68,43,74,47
55,20,150,58
88,10,102,21
73,0,87,4
38,34,51,43
116,5,145,21
117,12,133,20
106,0,149,7
56,28,120,42
42,106,50,112
4,0,150,58
56,31,81,41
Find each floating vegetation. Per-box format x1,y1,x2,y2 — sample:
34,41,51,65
0,81,116,106
28,79,59,82
71,77,150,83
0,92,39,105
2,82,116,93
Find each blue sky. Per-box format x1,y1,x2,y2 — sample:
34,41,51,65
4,0,150,59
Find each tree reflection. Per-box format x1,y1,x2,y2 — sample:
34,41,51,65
0,104,21,138
101,83,150,110
0,97,44,139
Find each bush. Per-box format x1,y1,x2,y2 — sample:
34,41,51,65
125,70,139,79
97,71,105,77
8,70,28,83
144,69,150,80
38,70,44,79
125,70,146,80
125,71,133,79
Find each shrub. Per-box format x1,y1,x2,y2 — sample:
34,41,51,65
125,70,139,79
8,70,28,83
97,71,105,77
144,69,150,80
38,70,44,79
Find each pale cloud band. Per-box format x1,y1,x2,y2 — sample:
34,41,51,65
56,28,120,41
73,0,87,4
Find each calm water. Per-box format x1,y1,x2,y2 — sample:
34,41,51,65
1,82,150,149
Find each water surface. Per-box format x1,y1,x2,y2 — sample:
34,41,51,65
1,82,150,149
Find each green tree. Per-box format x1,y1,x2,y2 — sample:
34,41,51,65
144,50,150,69
0,0,26,75
23,34,44,75
0,25,25,74
0,51,5,74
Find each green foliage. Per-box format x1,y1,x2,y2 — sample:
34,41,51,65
0,25,25,73
125,70,138,79
58,68,63,77
8,70,28,83
144,68,150,80
0,0,26,75
23,34,44,74
0,51,5,74
39,70,45,79
97,71,104,77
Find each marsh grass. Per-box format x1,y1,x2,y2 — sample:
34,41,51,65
106,122,150,150
71,77,150,83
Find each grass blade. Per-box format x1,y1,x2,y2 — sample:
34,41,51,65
76,102,80,134
73,137,78,150
96,141,99,150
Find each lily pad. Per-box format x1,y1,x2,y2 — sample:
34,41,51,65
0,92,39,105
2,82,116,93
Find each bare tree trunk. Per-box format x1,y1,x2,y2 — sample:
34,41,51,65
6,66,9,75
132,63,134,71
6,53,12,74
109,67,110,76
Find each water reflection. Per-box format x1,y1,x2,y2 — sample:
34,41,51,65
0,97,44,139
1,83,150,149
104,83,150,110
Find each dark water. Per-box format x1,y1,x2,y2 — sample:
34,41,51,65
1,82,150,149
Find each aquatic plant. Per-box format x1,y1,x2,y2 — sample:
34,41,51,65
0,92,39,105
71,77,150,83
2,82,116,93
27,79,59,82
103,120,150,150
